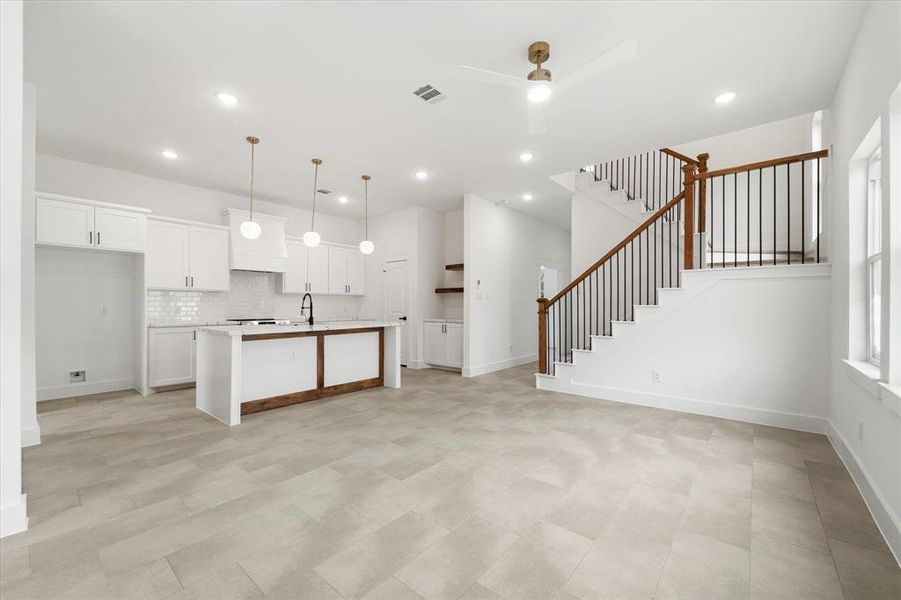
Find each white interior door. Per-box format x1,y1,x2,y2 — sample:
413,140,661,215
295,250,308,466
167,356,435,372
383,260,408,366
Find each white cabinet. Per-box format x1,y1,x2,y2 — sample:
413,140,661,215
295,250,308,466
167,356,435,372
189,226,230,290
328,245,365,295
282,238,309,294
308,245,330,294
146,218,229,291
445,322,463,368
148,327,196,387
423,321,463,369
36,197,94,248
36,194,147,252
281,239,330,294
94,207,145,251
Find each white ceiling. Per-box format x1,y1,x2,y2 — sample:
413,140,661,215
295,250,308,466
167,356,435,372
25,1,863,230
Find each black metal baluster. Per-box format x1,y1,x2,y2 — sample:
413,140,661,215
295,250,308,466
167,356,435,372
638,230,642,306
773,166,777,266
734,174,738,268
747,170,751,267
759,168,763,266
801,161,805,264
631,241,635,320
787,163,791,265
721,176,726,268
816,158,820,263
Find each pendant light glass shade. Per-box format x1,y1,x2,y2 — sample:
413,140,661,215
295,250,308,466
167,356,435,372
240,136,261,240
304,158,323,247
359,174,374,255
303,230,321,247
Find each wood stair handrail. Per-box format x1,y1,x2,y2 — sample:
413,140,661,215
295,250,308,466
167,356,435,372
661,148,698,165
704,149,828,179
546,191,686,306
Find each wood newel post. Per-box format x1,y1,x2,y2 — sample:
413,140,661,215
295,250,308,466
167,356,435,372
537,298,548,374
697,153,709,234
682,163,696,270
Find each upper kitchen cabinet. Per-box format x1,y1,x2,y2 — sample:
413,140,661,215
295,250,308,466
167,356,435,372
36,192,149,252
327,245,365,295
146,217,229,291
281,238,330,294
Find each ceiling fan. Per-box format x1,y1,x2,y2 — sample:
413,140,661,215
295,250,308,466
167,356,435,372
457,38,638,135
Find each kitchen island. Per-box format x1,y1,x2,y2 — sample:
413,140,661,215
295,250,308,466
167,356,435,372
195,321,401,425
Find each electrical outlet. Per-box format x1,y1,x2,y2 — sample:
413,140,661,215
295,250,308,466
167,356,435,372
858,421,864,442
650,369,662,383
289,351,296,360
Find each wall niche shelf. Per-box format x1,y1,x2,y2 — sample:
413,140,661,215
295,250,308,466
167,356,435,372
445,263,464,271
435,287,464,294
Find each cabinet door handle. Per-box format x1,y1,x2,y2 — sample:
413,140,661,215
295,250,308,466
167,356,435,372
89,231,93,245
185,276,189,287
97,232,101,246
190,276,194,287
193,330,196,341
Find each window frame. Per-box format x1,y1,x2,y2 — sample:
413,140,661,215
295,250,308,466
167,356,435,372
866,147,882,366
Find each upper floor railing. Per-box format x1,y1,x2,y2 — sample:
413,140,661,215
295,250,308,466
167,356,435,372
539,147,828,375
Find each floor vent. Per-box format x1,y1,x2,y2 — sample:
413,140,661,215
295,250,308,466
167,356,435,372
413,84,444,104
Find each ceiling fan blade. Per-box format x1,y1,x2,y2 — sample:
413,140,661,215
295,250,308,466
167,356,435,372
456,64,530,88
554,38,638,93
528,104,547,136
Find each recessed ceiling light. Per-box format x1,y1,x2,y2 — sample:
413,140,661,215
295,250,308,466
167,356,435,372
713,91,737,105
216,92,239,106
337,196,349,204
160,149,179,160
522,193,533,201
415,170,429,180
520,152,533,163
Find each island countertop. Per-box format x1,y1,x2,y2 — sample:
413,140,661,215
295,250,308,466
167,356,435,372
198,320,402,337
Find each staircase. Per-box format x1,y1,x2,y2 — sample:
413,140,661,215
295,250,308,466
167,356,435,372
537,147,828,385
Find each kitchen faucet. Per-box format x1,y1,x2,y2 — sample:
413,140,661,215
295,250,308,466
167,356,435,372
300,293,314,326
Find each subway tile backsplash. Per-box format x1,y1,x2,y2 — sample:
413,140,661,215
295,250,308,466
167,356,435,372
146,270,361,325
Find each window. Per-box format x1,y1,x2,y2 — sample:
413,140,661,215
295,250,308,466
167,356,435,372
867,147,882,365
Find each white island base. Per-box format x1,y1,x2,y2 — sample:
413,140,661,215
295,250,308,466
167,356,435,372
195,321,401,426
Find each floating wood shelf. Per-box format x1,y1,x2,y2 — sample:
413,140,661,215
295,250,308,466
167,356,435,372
445,263,464,271
435,287,464,294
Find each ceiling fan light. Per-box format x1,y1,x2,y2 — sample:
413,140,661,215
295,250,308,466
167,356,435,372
240,220,261,240
527,82,552,103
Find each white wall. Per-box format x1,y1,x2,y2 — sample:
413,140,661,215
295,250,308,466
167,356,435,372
822,0,901,560
440,209,464,319
464,193,570,377
36,247,139,400
36,154,359,244
21,83,39,445
0,0,27,538
570,189,637,276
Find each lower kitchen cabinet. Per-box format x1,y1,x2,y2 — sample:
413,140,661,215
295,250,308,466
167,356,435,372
148,327,196,387
423,321,463,369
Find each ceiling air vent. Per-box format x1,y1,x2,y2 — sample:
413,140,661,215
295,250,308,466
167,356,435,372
413,84,444,105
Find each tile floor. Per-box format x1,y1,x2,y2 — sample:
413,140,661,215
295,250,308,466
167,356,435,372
1,364,898,599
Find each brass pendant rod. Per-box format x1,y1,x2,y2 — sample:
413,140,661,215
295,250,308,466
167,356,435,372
362,174,371,239
311,158,322,231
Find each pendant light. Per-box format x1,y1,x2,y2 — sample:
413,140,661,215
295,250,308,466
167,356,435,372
239,136,262,240
359,174,374,255
303,158,323,247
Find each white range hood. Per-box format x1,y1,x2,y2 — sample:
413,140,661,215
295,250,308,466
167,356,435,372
221,208,288,272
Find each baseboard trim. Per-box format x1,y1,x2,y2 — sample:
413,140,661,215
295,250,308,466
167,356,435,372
0,494,28,538
827,421,901,565
537,378,828,434
21,424,41,447
464,354,537,378
37,378,135,401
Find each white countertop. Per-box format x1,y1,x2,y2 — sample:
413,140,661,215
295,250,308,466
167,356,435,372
148,321,230,328
199,320,402,337
423,318,463,324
